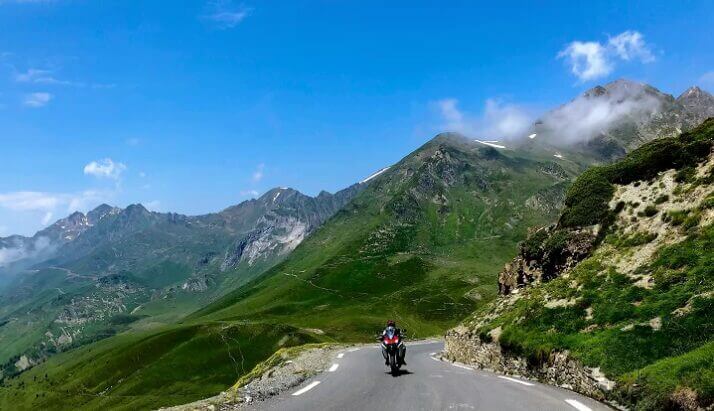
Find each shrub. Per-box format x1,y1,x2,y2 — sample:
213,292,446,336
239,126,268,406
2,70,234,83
521,229,549,261
559,120,713,229
642,205,659,217
559,168,614,228
675,167,696,183
613,232,658,248
654,195,669,204
666,210,689,226
701,195,714,210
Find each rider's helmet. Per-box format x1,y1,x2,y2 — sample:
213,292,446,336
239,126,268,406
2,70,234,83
386,320,396,327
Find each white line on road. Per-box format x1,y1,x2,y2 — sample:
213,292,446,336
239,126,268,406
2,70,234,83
348,347,360,352
337,353,344,359
452,363,473,371
292,381,321,396
565,399,592,411
329,363,339,372
498,376,535,386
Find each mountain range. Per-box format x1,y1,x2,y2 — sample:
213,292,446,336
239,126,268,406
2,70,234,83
0,79,712,410
0,185,363,377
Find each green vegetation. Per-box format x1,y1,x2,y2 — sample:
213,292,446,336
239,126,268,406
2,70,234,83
610,231,658,248
477,222,714,409
640,205,659,217
470,119,714,410
0,323,319,410
559,118,714,229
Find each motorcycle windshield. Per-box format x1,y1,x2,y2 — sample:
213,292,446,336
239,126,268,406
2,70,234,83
385,327,396,338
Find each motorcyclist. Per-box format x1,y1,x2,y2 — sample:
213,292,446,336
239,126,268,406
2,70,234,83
378,320,406,366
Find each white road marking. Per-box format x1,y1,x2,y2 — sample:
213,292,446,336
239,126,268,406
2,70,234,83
498,376,535,386
292,381,321,396
408,339,441,346
329,363,339,372
452,363,473,371
348,347,360,352
565,399,592,411
337,353,344,359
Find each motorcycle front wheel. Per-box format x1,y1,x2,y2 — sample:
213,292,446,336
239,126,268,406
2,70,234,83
389,353,398,376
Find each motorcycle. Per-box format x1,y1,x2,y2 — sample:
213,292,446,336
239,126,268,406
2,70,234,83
379,326,406,376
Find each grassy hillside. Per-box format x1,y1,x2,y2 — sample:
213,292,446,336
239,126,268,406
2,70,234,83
0,322,321,410
0,133,576,409
458,119,714,410
190,134,574,339
0,187,360,379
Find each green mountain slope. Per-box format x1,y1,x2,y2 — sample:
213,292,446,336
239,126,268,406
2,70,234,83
192,133,575,336
0,186,361,379
446,119,714,410
0,132,577,410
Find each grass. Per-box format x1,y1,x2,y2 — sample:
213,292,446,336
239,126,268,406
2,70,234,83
472,120,714,409
0,322,320,410
559,118,714,229
477,211,714,409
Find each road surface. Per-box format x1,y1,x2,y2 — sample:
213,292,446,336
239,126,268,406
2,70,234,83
250,340,612,411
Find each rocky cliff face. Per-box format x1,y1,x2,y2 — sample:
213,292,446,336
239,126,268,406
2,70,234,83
445,120,714,411
220,185,363,270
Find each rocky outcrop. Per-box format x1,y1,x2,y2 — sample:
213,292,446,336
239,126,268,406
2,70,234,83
498,225,597,294
444,326,615,402
219,186,363,270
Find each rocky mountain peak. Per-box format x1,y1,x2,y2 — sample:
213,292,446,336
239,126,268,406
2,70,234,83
87,203,120,222
676,85,714,107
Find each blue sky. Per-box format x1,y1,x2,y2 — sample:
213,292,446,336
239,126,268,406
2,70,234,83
1,0,713,236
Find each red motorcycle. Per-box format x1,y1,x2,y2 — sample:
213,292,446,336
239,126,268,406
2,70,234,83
380,326,406,376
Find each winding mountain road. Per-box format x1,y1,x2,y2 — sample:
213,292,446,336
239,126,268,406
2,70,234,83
250,341,612,411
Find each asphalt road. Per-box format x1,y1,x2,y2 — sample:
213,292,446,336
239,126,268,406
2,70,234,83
249,341,612,411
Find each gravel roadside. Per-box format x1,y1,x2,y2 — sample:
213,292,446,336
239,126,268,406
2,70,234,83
160,344,347,411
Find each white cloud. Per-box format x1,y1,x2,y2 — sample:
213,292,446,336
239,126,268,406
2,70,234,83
41,211,53,225
608,31,655,62
0,188,116,237
0,191,60,211
700,71,714,89
0,236,54,268
66,190,110,211
251,163,264,182
0,190,113,214
14,68,73,85
435,98,533,141
558,41,612,82
13,67,114,88
203,1,251,29
144,200,161,211
481,99,532,138
23,92,52,107
240,190,259,197
83,158,126,180
558,30,655,82
537,81,664,144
